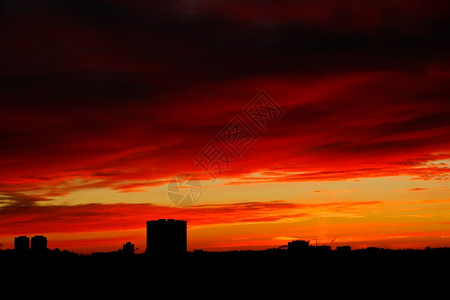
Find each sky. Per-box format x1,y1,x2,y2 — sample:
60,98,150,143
1,0,450,254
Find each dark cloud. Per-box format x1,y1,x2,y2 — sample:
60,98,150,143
0,0,450,204
0,192,51,207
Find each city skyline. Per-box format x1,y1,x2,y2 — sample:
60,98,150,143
2,218,450,256
1,1,450,255
5,219,450,260
6,218,445,256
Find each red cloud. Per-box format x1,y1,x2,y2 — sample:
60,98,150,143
0,200,383,236
405,188,430,192
1,70,449,203
1,0,450,254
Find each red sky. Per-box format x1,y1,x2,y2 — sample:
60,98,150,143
1,0,450,253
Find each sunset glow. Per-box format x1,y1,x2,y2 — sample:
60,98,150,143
1,0,450,254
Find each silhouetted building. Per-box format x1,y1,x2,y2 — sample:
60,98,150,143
14,236,30,255
288,240,309,255
193,249,204,255
146,219,187,256
310,245,331,255
122,242,135,255
336,246,351,254
31,235,47,255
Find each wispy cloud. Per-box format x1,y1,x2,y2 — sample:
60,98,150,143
0,200,383,236
395,187,431,192
308,189,360,194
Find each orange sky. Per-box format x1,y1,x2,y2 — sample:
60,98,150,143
1,170,450,253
